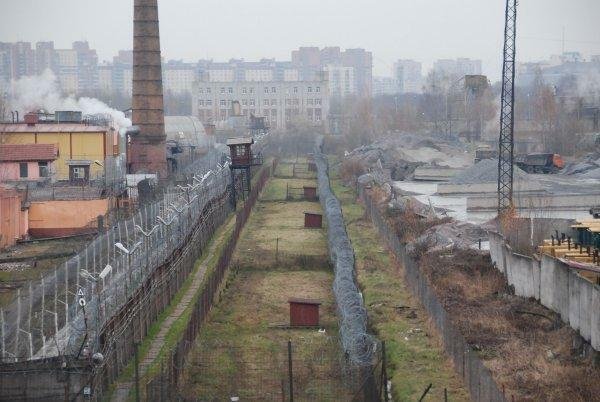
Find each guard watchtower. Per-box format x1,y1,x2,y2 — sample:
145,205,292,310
226,137,263,206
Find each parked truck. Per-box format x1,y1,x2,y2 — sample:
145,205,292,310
515,153,564,174
474,147,499,163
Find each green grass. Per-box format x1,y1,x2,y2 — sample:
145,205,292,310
330,175,469,402
106,214,237,402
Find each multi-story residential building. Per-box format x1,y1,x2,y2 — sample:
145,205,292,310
163,60,197,94
325,64,355,98
72,41,98,93
193,79,329,130
291,47,373,98
55,49,78,94
97,62,113,93
393,59,423,94
433,58,482,78
34,42,56,75
372,77,398,96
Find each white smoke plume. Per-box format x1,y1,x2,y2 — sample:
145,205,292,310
7,69,131,128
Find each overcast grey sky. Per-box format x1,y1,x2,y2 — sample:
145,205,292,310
1,0,599,79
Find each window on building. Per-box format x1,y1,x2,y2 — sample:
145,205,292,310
199,88,204,94
198,100,205,106
250,99,255,106
263,99,269,106
293,87,298,93
228,87,233,94
263,87,269,94
315,108,322,121
307,86,312,93
242,87,247,94
271,87,276,93
293,99,299,106
235,146,247,157
207,88,211,94
242,99,248,106
285,99,291,106
315,98,321,105
307,99,313,105
73,167,85,179
19,163,28,178
206,99,212,106
243,109,248,116
220,87,225,94
220,99,226,106
271,99,277,106
249,109,255,115
249,87,254,94
316,86,320,93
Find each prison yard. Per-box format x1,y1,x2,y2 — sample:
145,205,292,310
180,159,351,400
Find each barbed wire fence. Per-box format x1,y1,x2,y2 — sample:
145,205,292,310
0,150,229,364
313,136,383,402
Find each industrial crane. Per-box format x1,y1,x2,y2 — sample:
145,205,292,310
497,0,518,213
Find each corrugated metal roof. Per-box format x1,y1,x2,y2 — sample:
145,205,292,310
0,143,58,162
226,137,254,146
0,123,109,133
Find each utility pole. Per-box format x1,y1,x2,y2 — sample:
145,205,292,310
497,0,518,213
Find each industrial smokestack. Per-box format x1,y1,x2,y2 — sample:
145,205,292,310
129,0,168,177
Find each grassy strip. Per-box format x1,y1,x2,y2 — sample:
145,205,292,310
105,213,236,401
329,176,469,401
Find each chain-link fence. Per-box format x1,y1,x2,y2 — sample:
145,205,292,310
147,338,385,402
361,188,508,402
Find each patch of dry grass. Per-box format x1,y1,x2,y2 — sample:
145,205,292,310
420,249,600,401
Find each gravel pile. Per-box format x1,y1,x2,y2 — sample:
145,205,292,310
449,159,530,185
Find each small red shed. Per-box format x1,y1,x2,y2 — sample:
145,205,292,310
288,298,321,327
303,186,318,201
304,212,322,228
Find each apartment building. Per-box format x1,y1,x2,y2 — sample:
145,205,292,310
393,59,423,94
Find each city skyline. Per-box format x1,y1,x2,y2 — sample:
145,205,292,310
1,0,599,80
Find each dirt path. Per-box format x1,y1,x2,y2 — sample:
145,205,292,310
110,220,231,402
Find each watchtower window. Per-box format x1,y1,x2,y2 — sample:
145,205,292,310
236,146,247,157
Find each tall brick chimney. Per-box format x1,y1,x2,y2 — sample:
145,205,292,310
129,0,168,177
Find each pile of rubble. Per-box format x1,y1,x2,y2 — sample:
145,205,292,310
449,158,530,185
562,152,600,179
346,134,471,181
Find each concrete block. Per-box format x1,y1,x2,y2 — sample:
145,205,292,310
591,286,600,351
540,254,556,309
568,270,581,330
533,258,541,300
554,260,571,321
579,276,593,342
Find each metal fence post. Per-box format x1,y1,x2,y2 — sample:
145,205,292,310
287,340,293,402
134,342,140,402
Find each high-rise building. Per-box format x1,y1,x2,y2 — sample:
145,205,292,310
290,47,373,98
9,42,35,80
55,49,78,94
393,59,422,94
372,77,398,96
433,58,482,78
35,42,56,75
72,41,98,92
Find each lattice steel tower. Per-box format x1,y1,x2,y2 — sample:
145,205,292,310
497,0,518,213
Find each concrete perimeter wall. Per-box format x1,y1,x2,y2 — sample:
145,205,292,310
489,231,600,350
